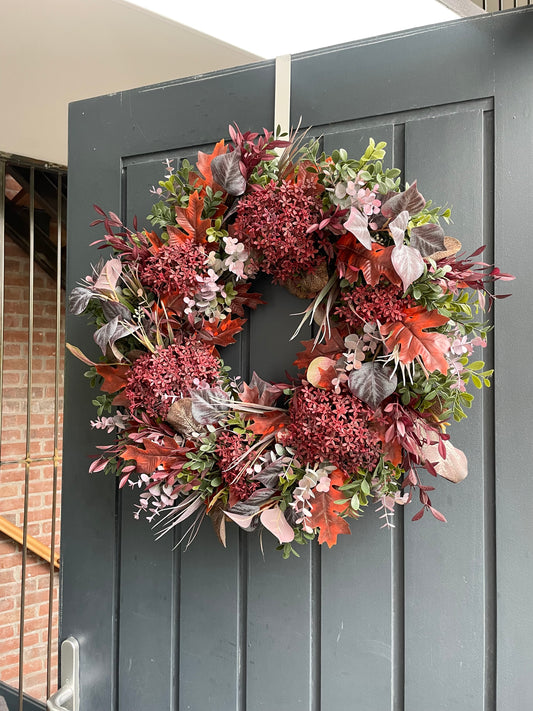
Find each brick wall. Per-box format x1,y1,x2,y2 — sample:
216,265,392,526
0,235,64,701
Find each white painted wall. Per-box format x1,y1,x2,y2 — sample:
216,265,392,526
0,0,260,165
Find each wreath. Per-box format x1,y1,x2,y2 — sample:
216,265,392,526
68,125,513,556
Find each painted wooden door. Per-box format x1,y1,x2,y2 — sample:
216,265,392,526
63,9,533,711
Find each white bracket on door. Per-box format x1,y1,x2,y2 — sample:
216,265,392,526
46,637,79,711
274,54,291,137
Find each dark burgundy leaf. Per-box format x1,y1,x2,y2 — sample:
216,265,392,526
429,506,447,523
252,460,286,488
412,507,426,521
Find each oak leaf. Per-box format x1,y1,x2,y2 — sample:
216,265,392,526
307,469,351,548
294,327,346,371
336,240,402,287
119,436,189,474
175,191,210,244
380,306,450,374
201,316,246,347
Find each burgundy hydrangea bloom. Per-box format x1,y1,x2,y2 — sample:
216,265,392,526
288,383,382,474
232,179,323,282
334,281,413,329
125,337,219,419
138,240,207,298
215,431,259,502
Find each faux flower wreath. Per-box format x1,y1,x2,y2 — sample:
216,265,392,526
68,126,513,557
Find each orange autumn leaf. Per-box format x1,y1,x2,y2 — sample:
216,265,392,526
120,436,190,474
380,306,450,374
166,224,192,247
336,239,401,287
197,139,226,187
175,191,210,244
144,229,165,252
247,410,289,437
308,469,351,548
95,363,130,394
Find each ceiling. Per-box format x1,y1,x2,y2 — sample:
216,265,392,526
0,0,487,166
0,0,260,165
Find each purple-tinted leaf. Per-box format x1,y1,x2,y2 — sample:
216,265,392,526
93,317,137,356
211,150,246,196
224,510,259,532
410,222,446,257
229,488,275,516
348,361,397,410
101,300,131,322
260,506,294,543
391,243,425,291
389,210,409,248
381,181,425,219
93,258,122,293
343,206,372,250
191,387,231,424
69,286,94,315
252,460,286,488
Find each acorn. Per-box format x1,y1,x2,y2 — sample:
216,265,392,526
283,261,330,299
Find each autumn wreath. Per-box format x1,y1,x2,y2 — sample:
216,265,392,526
68,126,512,556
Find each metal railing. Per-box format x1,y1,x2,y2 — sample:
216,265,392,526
473,0,531,10
0,153,66,708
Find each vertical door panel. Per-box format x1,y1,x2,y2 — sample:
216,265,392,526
402,109,490,710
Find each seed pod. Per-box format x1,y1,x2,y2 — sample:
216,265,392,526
283,261,329,299
428,236,462,262
165,398,203,438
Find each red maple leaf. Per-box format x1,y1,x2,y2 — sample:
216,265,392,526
307,468,351,548
200,316,246,347
294,327,346,371
380,306,450,374
96,363,130,394
336,239,401,287
230,283,265,317
119,436,190,474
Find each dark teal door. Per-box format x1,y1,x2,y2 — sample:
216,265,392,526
64,9,533,710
